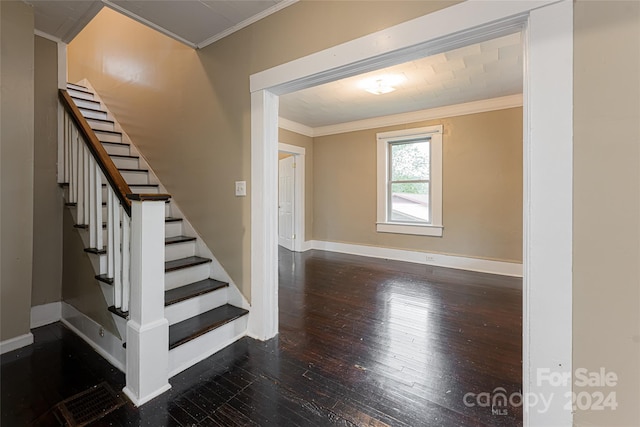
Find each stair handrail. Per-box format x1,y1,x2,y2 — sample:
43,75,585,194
58,89,132,216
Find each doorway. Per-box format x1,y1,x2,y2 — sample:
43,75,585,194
249,2,573,425
278,142,305,253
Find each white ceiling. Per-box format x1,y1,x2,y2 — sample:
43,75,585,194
279,32,523,129
25,0,295,47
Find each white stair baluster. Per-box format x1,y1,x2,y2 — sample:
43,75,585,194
83,146,90,225
113,198,122,309
63,112,70,184
122,213,131,313
76,138,85,225
70,125,78,204
95,163,103,252
107,188,115,279
88,155,97,248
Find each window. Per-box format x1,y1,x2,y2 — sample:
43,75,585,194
376,125,443,236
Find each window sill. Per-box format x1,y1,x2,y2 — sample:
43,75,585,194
376,222,443,237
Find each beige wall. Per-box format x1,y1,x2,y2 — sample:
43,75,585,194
313,108,523,262
32,35,63,307
61,210,120,337
279,128,314,241
0,1,35,342
68,2,456,300
573,1,640,425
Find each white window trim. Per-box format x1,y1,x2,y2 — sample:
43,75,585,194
376,125,443,237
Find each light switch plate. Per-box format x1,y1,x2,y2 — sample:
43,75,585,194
235,181,246,197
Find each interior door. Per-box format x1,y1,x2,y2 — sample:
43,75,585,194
278,155,295,250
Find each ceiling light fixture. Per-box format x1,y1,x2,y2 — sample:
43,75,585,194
359,74,406,95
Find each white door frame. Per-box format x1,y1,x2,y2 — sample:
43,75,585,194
250,2,573,426
278,142,305,252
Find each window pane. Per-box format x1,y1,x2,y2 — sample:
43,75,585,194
391,140,429,181
390,182,429,223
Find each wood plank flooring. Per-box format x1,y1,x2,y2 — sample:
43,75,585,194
1,247,522,426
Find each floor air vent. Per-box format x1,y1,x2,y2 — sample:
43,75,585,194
56,382,125,426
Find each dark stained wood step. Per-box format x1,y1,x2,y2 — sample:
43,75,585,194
67,202,107,208
168,304,248,350
165,217,183,223
165,235,196,245
108,305,128,319
165,279,228,306
84,247,106,255
100,141,129,147
110,154,139,159
129,184,159,189
87,117,114,124
165,256,212,272
67,82,89,90
79,106,108,114
96,274,113,285
118,168,148,173
94,129,122,136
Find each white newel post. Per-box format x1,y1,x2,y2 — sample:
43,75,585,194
123,194,172,406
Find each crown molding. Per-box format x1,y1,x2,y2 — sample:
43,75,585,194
279,94,523,138
198,0,298,49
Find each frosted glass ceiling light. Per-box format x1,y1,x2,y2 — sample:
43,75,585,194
360,74,406,95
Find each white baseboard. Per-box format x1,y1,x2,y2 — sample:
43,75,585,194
60,302,126,372
31,302,62,328
0,333,34,355
304,240,523,277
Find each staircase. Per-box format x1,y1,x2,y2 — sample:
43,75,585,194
59,81,249,403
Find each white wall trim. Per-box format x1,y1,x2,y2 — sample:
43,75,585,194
34,29,62,44
306,240,522,277
0,333,34,355
280,94,523,138
278,117,314,137
60,302,126,372
197,0,299,49
30,302,62,328
250,2,572,425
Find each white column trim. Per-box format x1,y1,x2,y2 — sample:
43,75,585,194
249,90,279,340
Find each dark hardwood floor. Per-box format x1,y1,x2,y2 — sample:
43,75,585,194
1,248,522,426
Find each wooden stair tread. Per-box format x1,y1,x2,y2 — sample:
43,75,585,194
79,106,107,114
96,274,113,285
84,247,106,255
71,96,100,107
165,256,212,272
94,129,122,136
87,117,115,124
165,217,183,223
118,168,148,173
108,305,128,319
168,304,248,350
165,279,228,306
100,141,129,146
165,235,196,245
110,154,139,159
67,83,89,90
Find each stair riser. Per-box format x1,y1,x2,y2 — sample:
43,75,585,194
87,120,115,132
129,185,159,194
111,157,139,169
165,241,196,262
165,288,228,325
73,98,101,110
68,88,94,101
168,315,248,377
165,264,210,290
80,109,108,120
96,132,122,144
120,170,149,185
103,143,130,156
165,221,182,238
